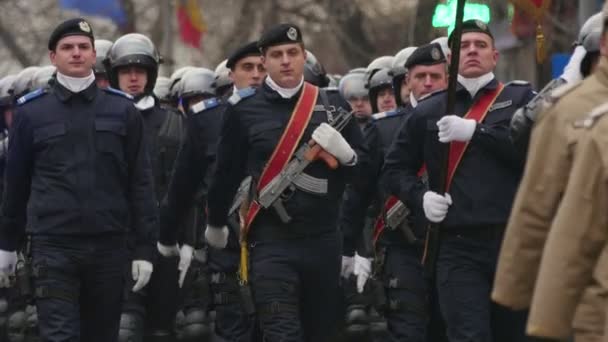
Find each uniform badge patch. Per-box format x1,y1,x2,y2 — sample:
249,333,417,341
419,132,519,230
287,27,298,41
79,21,91,33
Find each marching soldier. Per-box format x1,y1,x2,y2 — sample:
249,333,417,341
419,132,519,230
158,41,266,342
0,18,158,341
339,70,373,129
340,42,449,342
382,20,535,342
202,23,369,341
105,32,184,342
493,8,608,342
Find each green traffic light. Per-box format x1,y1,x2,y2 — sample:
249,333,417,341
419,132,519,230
432,0,491,35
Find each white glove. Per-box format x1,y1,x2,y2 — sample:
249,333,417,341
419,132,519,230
131,260,153,292
437,115,476,143
561,45,586,84
312,123,356,165
423,191,453,223
0,251,17,288
178,244,194,288
157,242,179,257
354,254,372,293
341,256,355,278
205,225,229,249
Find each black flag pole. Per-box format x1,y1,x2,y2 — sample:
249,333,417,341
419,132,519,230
423,0,467,275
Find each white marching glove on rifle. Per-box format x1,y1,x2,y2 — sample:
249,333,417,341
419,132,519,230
312,123,356,166
131,260,153,292
157,242,179,257
437,115,476,143
354,254,372,293
205,225,229,249
423,191,452,223
341,255,355,278
178,244,194,288
0,250,17,288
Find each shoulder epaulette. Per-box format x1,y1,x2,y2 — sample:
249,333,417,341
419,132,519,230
228,87,256,105
549,80,582,101
17,88,47,105
419,89,446,102
573,102,608,129
103,87,133,100
372,110,402,121
506,80,531,87
191,97,221,115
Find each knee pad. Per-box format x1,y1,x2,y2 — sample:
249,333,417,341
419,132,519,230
118,312,144,342
6,310,26,342
181,309,212,341
146,330,174,342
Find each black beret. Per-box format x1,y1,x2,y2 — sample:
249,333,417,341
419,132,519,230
257,23,303,50
405,43,446,69
226,41,261,70
48,18,94,51
448,19,493,46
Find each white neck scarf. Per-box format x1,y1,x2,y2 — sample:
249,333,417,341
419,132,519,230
134,95,155,110
457,72,494,98
409,92,418,108
265,76,304,99
56,71,95,93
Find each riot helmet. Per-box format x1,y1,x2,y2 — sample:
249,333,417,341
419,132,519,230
93,39,113,76
213,60,233,98
339,71,371,122
179,68,216,111
169,66,195,102
0,75,17,109
30,66,56,90
391,46,417,107
579,12,603,77
366,68,395,113
304,50,329,87
105,33,161,94
153,76,171,104
10,66,40,98
366,56,394,76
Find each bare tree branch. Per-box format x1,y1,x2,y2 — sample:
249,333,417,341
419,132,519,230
0,19,34,66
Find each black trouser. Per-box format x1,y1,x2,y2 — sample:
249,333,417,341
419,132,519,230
32,234,128,342
122,249,179,339
208,245,260,342
381,245,428,342
436,227,528,342
249,230,341,342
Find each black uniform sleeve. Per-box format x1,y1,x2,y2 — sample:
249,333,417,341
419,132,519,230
472,87,535,169
125,105,159,262
159,114,209,246
0,110,34,251
381,113,426,215
341,115,372,190
340,123,381,256
207,106,248,228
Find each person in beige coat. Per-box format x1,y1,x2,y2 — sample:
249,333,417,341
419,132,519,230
492,9,607,342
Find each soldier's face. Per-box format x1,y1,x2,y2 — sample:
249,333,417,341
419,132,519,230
459,33,498,78
49,36,96,78
230,56,266,89
95,74,110,89
407,64,448,100
118,66,148,96
262,43,306,88
376,87,397,112
347,96,372,119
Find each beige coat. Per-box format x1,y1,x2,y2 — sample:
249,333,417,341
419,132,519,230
493,58,608,340
527,105,608,338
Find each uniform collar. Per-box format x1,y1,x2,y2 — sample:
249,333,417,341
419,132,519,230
595,57,608,88
457,72,496,98
264,76,304,99
53,80,97,103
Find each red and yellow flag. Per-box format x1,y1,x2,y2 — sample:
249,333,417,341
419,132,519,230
177,0,207,49
509,0,552,63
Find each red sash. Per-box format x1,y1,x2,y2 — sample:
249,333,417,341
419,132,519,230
242,82,319,235
446,83,504,191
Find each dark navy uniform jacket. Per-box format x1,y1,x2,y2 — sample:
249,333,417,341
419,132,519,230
382,79,535,230
159,97,224,246
0,82,158,261
207,82,370,241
